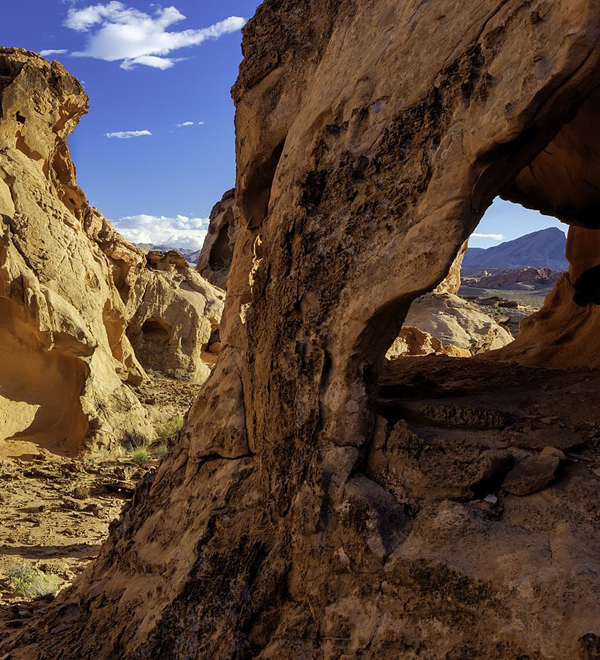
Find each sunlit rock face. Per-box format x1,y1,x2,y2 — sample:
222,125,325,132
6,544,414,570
0,48,222,454
4,1,600,658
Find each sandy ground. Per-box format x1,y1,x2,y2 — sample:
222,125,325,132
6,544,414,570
0,373,201,641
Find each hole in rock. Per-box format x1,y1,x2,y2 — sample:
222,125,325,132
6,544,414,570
366,90,600,509
141,318,171,342
385,199,568,361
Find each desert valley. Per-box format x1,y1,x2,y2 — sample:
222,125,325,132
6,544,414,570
1,0,600,658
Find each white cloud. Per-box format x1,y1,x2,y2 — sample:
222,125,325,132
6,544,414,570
472,233,505,241
105,129,152,139
112,214,209,250
121,55,178,70
40,49,68,57
176,120,204,127
65,2,246,70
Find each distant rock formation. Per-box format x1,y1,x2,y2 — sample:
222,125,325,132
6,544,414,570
196,188,238,289
465,266,562,289
135,244,202,265
389,293,513,358
463,227,568,272
0,49,222,454
126,250,224,383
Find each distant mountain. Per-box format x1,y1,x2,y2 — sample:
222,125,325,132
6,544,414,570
463,227,568,272
135,243,201,265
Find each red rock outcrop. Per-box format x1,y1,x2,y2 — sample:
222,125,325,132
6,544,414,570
4,2,600,657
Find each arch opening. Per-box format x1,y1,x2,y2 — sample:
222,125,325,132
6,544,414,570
364,87,600,511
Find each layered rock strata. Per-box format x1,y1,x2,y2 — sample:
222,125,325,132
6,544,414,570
5,1,600,658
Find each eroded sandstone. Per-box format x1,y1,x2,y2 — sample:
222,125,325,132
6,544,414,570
4,1,600,658
0,49,222,454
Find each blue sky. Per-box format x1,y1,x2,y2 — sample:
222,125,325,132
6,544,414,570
2,1,565,250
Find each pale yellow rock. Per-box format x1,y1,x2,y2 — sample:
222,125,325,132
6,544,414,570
0,49,223,454
393,292,513,358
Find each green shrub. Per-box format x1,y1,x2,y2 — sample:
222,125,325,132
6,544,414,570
153,442,168,460
6,564,61,600
131,448,151,466
156,415,183,443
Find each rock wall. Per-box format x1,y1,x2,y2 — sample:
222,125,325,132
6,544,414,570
5,2,600,658
0,49,222,454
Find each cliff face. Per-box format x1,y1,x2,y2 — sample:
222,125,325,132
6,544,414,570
4,2,600,658
196,188,238,289
0,49,223,455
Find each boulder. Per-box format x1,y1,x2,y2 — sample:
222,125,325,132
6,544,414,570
502,455,560,496
393,292,513,357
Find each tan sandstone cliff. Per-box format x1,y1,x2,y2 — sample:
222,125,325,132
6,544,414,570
0,49,223,456
3,2,600,658
196,188,238,289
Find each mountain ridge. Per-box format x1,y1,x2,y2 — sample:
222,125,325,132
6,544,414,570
463,227,568,272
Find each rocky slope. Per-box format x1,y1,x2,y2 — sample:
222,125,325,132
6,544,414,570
4,2,600,658
463,227,568,272
0,48,223,455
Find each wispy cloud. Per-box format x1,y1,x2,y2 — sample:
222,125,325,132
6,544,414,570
113,214,209,250
64,2,246,70
40,49,68,57
105,130,152,139
472,233,505,241
176,121,204,128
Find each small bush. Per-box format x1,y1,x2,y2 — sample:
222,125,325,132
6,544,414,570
6,564,61,600
156,415,183,443
153,442,168,460
131,448,151,466
121,430,149,451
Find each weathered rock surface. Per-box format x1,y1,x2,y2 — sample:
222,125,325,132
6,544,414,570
196,188,238,289
125,251,224,383
0,49,222,454
391,292,513,358
502,454,560,496
5,2,600,658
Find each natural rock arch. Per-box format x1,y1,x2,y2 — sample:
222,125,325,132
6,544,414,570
5,1,600,658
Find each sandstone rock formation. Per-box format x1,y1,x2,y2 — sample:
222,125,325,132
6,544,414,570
469,266,562,289
389,292,513,358
196,188,238,289
126,251,224,383
5,2,600,658
0,49,222,455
